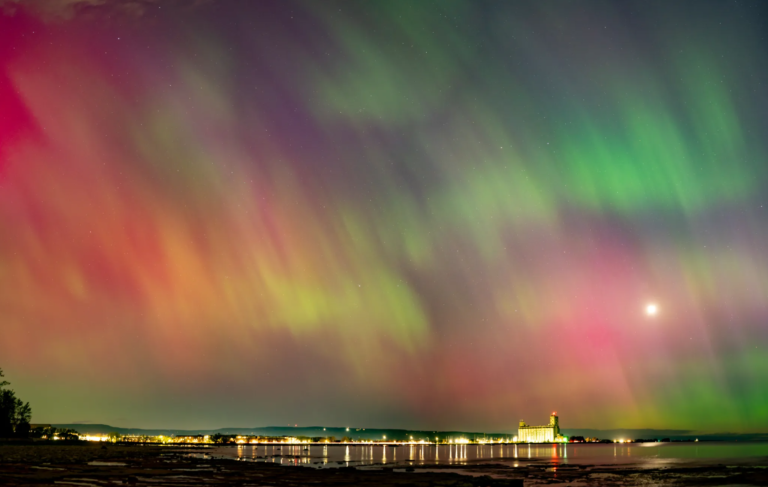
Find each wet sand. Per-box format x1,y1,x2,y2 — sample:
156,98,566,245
1,443,767,485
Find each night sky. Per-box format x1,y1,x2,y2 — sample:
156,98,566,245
1,0,767,433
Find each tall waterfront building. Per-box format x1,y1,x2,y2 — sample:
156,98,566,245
518,412,561,442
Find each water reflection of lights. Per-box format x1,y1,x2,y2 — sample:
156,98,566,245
205,441,659,469
454,444,465,462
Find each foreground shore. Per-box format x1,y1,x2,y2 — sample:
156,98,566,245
1,443,767,486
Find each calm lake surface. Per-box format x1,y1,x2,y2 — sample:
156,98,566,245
203,442,768,468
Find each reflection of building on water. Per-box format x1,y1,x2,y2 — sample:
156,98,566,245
518,412,566,443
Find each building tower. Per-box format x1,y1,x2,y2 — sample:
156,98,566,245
549,412,560,437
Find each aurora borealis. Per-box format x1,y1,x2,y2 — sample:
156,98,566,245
1,0,767,433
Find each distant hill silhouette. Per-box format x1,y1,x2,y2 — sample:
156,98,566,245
51,424,511,441
51,424,768,442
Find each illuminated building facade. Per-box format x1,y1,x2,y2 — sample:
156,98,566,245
518,413,561,443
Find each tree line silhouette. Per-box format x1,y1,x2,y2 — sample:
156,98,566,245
0,368,32,438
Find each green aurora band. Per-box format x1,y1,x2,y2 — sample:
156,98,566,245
0,0,766,433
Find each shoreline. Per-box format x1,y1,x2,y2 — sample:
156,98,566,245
1,443,768,485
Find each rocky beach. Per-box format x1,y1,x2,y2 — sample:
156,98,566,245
2,443,768,486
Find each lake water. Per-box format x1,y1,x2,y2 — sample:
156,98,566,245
202,442,768,468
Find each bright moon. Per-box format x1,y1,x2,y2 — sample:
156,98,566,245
646,303,658,316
